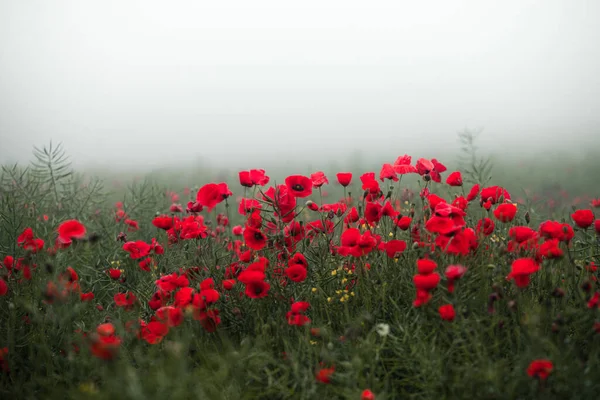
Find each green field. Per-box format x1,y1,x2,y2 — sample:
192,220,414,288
1,136,600,400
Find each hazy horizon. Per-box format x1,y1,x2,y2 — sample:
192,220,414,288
1,1,599,170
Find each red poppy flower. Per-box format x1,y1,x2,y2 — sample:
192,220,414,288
384,240,407,258
395,216,412,230
239,169,270,187
445,171,463,186
539,220,574,242
360,172,381,195
452,196,468,211
413,273,440,291
186,201,203,213
286,301,311,326
379,163,398,182
156,306,184,327
537,239,563,259
572,209,595,229
416,158,435,175
445,265,467,293
114,292,137,310
90,323,121,360
123,240,152,259
393,154,417,174
466,184,480,201
336,172,352,187
365,202,383,225
480,186,511,204
417,259,437,274
438,304,456,321
315,366,335,384
80,292,94,302
243,225,267,250
509,226,537,243
345,207,360,224
263,185,297,222
285,175,313,198
527,359,553,380
108,268,121,280
507,258,540,288
196,183,232,211
595,219,600,235
493,203,517,223
427,194,446,210
244,280,270,299
0,279,7,296
311,171,329,188
57,219,86,245
285,264,307,282
361,389,376,400
139,320,170,344
173,287,195,308
152,215,174,230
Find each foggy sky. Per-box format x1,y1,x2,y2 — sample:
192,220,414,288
1,1,599,170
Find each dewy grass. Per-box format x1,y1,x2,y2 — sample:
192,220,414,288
1,139,600,400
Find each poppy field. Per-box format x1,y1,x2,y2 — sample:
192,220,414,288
1,140,600,399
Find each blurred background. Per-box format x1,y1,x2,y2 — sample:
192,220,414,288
1,0,599,175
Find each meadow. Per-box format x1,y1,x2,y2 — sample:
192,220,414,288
1,134,599,399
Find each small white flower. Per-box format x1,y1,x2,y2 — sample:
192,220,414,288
375,323,390,337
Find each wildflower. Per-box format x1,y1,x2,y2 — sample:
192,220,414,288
438,304,456,321
152,215,174,230
336,172,352,187
361,389,376,400
393,154,417,174
239,169,269,187
507,258,540,288
107,268,121,280
315,366,335,384
57,219,87,246
243,225,267,251
375,323,390,337
285,175,313,198
311,171,329,187
89,323,121,360
445,171,463,186
480,186,511,204
445,265,467,293
286,301,311,326
466,184,480,202
527,359,553,380
572,209,595,229
493,203,517,223
196,183,232,211
379,163,398,182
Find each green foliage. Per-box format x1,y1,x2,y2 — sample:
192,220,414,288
1,142,600,399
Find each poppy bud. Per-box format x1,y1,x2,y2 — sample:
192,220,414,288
45,263,54,274
306,201,319,211
385,190,393,200
491,283,503,296
581,280,592,293
88,232,101,244
525,212,530,224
